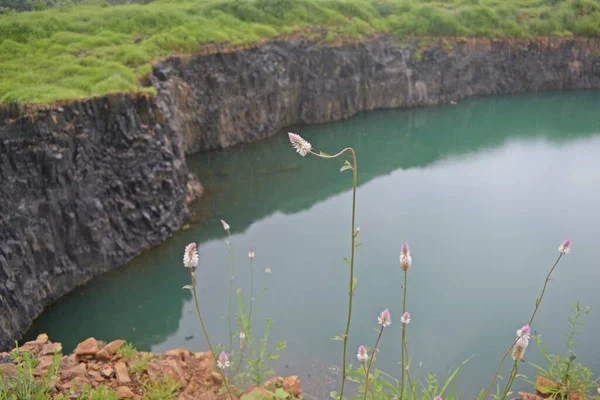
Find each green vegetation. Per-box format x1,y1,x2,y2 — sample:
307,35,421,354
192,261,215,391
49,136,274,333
1,0,600,104
140,376,180,400
130,352,153,375
115,342,137,359
0,347,60,400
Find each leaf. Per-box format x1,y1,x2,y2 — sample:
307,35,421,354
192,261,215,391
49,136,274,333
343,257,351,266
330,391,339,399
320,151,332,157
274,388,289,399
182,285,193,290
351,277,358,295
340,160,353,172
330,335,344,341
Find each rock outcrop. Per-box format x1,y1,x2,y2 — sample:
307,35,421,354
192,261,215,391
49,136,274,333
2,35,600,349
153,36,600,153
0,334,302,399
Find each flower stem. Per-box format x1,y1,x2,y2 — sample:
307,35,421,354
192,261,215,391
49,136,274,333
190,272,234,399
312,147,358,400
500,361,519,400
403,340,417,400
248,257,255,329
401,270,407,395
484,253,563,399
226,234,234,378
363,326,385,400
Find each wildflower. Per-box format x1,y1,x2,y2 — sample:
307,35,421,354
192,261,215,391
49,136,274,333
217,351,230,369
220,219,230,231
400,242,412,271
183,243,198,269
512,324,531,361
558,239,571,255
288,132,312,157
357,345,368,363
356,227,361,234
265,265,271,273
239,330,246,349
248,248,255,259
434,396,442,400
378,309,391,327
401,312,411,324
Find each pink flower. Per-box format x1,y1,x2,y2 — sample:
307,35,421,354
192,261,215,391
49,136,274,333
183,243,198,269
401,312,411,324
558,239,571,255
378,309,391,327
357,345,368,363
239,330,246,349
265,265,271,273
512,324,531,361
400,242,412,271
217,351,230,369
220,219,230,231
288,132,312,157
248,248,255,259
434,396,443,400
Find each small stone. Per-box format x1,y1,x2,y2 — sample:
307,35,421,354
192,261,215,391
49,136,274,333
536,376,559,397
42,342,62,356
100,365,114,378
61,363,87,380
147,359,186,385
116,386,135,399
519,392,546,400
115,361,131,384
34,355,54,376
165,348,193,361
210,371,222,384
21,341,43,354
103,339,126,355
75,338,99,357
0,363,16,377
96,349,111,361
283,376,302,398
36,333,49,344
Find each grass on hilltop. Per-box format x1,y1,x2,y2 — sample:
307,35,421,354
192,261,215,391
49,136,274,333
1,0,600,104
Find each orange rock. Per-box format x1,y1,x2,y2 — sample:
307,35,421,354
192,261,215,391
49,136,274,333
88,370,105,383
519,392,546,400
61,363,87,380
103,339,126,355
101,365,115,379
568,391,584,400
34,355,55,377
36,333,49,344
147,359,186,386
283,376,301,398
165,348,193,361
0,364,16,377
41,342,62,356
210,371,222,384
21,341,43,354
115,361,131,384
116,386,135,399
75,338,100,357
536,376,560,397
96,349,111,361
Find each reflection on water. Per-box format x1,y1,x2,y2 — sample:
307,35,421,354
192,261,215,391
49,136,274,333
26,92,600,396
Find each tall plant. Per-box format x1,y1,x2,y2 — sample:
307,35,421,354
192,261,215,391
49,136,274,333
287,132,359,400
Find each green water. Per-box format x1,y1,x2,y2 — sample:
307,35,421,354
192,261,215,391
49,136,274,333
26,92,600,397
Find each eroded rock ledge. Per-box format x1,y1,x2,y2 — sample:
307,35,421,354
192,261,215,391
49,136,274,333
1,36,600,350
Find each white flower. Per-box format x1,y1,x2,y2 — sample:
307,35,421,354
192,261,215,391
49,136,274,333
400,243,412,271
378,309,391,327
217,351,230,369
265,265,271,273
248,248,255,259
357,345,368,363
220,219,230,231
558,239,571,255
401,312,411,324
512,324,530,361
183,243,198,269
288,132,312,157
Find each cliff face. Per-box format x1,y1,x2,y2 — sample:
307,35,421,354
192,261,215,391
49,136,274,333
1,36,600,349
153,36,600,153
0,94,200,350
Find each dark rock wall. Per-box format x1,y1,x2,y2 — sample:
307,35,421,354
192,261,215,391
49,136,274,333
153,36,600,153
0,94,199,350
1,36,600,349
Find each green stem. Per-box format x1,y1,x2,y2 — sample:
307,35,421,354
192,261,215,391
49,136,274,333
401,270,407,395
403,341,417,400
190,272,234,400
312,147,358,400
484,253,563,399
500,361,519,400
226,232,234,378
248,256,255,330
363,326,385,400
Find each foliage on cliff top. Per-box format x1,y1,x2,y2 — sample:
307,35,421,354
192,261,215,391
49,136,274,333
1,0,600,104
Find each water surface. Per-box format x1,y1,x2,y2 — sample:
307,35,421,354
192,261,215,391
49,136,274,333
26,92,600,397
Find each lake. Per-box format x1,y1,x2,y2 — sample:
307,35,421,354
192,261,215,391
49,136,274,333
25,91,600,398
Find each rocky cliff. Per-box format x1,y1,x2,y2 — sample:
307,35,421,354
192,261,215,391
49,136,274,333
153,36,600,153
1,35,600,350
0,94,201,350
